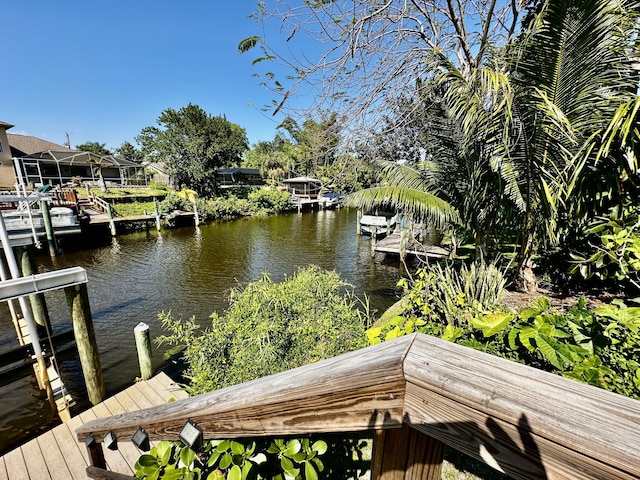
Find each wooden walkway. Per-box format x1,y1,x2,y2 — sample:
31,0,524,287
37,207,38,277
0,372,188,480
374,229,450,259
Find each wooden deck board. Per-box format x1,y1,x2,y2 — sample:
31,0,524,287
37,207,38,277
37,431,72,480
2,448,28,480
0,372,182,479
19,440,48,480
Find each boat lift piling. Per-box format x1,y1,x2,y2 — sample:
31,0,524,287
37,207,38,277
40,199,59,257
0,212,56,411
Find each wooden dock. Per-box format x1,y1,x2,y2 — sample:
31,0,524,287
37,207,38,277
0,372,188,480
374,229,450,259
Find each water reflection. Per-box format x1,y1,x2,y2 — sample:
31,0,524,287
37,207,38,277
0,208,404,454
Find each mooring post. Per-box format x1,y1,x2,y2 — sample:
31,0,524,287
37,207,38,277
64,283,105,405
193,200,200,226
386,217,392,236
357,210,362,235
154,198,161,232
106,203,116,237
17,245,52,330
134,322,153,380
371,226,377,257
39,199,58,257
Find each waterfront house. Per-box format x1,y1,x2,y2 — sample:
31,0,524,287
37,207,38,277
0,122,20,187
4,127,143,187
283,176,321,199
216,167,264,187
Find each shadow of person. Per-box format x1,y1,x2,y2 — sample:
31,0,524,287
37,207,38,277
485,414,548,479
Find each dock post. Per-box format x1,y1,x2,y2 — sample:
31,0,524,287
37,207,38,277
386,217,391,236
65,283,106,405
134,322,153,380
17,245,51,330
154,198,161,232
193,200,200,226
371,226,377,257
106,203,117,237
357,210,362,235
40,200,59,257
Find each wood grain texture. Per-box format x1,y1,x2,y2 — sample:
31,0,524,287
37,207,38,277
403,334,640,479
371,424,443,480
76,336,414,441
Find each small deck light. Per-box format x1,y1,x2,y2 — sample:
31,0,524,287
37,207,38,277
179,419,203,452
104,431,118,451
84,433,97,449
132,427,150,451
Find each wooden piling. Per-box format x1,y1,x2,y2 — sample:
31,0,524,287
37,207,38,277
134,322,153,380
64,283,105,405
371,226,377,257
16,245,51,330
193,200,200,226
39,200,58,257
153,198,161,232
386,217,391,236
106,203,116,237
357,210,362,235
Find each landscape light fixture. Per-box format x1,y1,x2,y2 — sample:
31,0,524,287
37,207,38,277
104,431,118,451
179,418,203,452
84,433,97,449
131,427,150,452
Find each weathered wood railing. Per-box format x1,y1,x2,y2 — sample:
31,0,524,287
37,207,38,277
76,333,640,480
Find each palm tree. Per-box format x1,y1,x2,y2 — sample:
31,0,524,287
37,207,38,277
425,0,640,291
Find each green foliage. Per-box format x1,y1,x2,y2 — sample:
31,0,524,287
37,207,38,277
134,438,328,480
246,188,291,214
569,203,640,290
368,277,640,399
146,268,370,479
137,104,248,197
158,192,191,214
157,265,368,394
76,141,111,155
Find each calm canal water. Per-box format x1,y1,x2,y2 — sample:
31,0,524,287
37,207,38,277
0,208,405,454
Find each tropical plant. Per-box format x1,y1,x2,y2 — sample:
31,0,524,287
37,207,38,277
569,202,640,290
137,104,248,197
156,265,368,394
134,438,329,480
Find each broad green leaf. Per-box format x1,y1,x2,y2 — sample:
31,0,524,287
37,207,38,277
311,440,328,455
228,465,242,480
470,313,513,337
305,460,319,480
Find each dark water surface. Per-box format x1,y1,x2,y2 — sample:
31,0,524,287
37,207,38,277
0,208,404,454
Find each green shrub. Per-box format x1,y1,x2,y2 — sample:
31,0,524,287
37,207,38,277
569,203,640,291
247,188,291,214
142,267,370,480
157,265,368,394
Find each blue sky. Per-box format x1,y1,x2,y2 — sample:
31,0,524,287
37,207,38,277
4,1,294,151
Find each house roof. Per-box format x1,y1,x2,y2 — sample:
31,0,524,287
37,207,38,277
217,168,261,175
0,121,14,130
20,150,140,168
7,133,74,157
283,176,321,183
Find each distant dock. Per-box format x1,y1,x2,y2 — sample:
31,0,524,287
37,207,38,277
374,228,450,259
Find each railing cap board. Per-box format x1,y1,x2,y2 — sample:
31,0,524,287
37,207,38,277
76,334,640,479
76,335,413,441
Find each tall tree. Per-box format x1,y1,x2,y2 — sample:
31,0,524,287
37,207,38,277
136,104,248,197
114,141,144,164
76,141,111,155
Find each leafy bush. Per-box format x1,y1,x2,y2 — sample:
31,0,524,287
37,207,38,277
159,192,191,213
368,280,640,399
247,188,291,214
142,267,370,480
569,203,640,291
135,438,328,480
157,265,368,394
